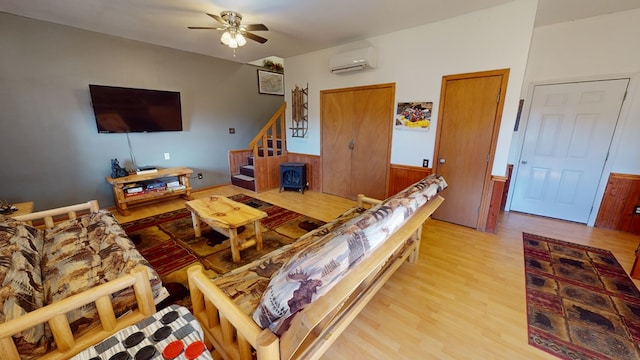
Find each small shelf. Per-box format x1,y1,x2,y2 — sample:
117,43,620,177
106,167,193,216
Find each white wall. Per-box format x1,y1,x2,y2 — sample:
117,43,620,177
283,0,538,176
508,8,640,224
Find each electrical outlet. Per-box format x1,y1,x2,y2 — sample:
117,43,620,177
422,159,429,168
197,173,203,180
634,205,640,215
229,128,235,134
164,152,170,160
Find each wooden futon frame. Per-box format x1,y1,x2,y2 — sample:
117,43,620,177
188,194,444,360
0,201,157,360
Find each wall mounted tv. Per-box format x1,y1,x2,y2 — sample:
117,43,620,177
89,84,183,133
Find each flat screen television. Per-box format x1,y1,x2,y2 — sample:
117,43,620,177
89,84,183,133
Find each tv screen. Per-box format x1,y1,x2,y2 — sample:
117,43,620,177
89,84,183,133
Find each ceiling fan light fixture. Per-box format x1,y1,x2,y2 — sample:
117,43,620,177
236,33,247,47
220,30,246,48
191,11,268,51
220,31,231,45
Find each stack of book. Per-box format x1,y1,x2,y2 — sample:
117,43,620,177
166,180,186,191
123,183,145,197
145,180,167,193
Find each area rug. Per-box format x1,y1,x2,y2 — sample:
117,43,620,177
120,194,326,301
523,232,640,360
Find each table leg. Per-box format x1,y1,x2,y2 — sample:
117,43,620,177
229,228,241,263
254,220,263,251
191,212,202,238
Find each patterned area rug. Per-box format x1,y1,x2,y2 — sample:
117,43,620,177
523,233,640,359
120,194,325,304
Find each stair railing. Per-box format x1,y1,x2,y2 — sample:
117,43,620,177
243,102,288,192
248,102,287,159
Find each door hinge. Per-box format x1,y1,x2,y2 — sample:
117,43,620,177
496,91,500,103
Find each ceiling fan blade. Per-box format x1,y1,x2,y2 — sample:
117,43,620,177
206,13,226,25
187,26,223,30
244,31,268,44
244,23,268,31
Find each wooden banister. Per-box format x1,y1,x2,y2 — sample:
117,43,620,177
234,102,288,193
248,102,287,152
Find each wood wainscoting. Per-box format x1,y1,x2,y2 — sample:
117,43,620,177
596,173,640,234
388,164,506,233
388,164,432,196
485,175,508,233
287,153,321,192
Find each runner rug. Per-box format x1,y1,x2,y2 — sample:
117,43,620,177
523,232,640,360
120,194,325,305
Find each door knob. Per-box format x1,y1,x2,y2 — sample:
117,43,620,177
348,140,355,150
439,158,445,164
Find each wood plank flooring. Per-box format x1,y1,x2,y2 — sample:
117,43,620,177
112,185,640,360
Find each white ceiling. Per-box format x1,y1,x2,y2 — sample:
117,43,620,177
1,0,640,64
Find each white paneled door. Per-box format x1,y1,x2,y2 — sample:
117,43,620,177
510,79,628,223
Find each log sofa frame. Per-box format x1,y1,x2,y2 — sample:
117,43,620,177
0,201,157,360
188,194,444,360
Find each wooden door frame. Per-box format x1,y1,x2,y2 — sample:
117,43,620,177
432,69,510,231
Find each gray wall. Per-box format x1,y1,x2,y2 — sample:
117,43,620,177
0,13,283,211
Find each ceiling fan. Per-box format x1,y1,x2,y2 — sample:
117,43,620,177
188,11,268,49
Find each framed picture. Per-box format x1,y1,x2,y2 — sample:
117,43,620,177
257,69,284,95
394,101,432,131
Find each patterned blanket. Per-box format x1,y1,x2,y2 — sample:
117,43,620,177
252,174,446,333
0,210,162,359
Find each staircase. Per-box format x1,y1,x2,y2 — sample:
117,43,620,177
230,103,288,192
231,156,257,191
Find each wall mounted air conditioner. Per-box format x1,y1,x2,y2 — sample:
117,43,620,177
329,47,377,74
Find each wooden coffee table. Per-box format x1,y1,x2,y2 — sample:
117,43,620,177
185,196,268,263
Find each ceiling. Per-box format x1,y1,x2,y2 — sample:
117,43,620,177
1,0,640,64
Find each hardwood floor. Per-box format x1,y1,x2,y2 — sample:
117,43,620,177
112,185,640,359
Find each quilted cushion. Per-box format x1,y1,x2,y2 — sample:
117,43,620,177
0,215,47,359
42,210,162,335
213,205,368,316
252,174,447,332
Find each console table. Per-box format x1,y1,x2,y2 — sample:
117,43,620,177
8,201,34,217
106,167,193,216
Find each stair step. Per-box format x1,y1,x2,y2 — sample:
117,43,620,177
231,174,256,191
267,138,283,149
257,148,283,157
233,174,254,181
240,165,254,177
248,156,254,166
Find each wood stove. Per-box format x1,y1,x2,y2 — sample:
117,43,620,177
279,162,306,194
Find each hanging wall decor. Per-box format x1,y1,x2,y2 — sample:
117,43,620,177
291,84,308,138
394,101,433,131
257,69,284,95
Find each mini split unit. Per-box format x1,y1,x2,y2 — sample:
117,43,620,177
329,47,377,74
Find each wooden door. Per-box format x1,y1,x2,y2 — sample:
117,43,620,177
433,70,509,228
350,85,394,199
510,79,628,223
321,91,354,199
321,84,395,200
